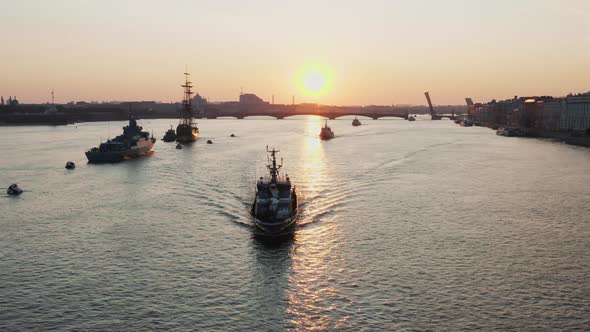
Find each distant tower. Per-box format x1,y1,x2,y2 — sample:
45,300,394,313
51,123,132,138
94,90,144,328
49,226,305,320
292,95,295,105
1,96,4,105
51,89,55,105
272,94,274,105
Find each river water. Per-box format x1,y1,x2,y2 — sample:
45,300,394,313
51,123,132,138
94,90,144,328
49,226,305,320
1,117,589,331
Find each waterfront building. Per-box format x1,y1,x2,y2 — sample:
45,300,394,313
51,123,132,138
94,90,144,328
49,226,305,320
239,93,267,105
561,92,590,131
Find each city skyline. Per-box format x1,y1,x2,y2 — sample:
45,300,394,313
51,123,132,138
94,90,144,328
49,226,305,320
1,0,589,105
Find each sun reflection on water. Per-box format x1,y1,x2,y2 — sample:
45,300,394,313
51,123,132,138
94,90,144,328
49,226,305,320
297,117,328,209
283,117,349,330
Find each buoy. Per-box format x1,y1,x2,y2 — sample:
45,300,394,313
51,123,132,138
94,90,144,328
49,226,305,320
207,140,213,144
7,184,23,196
230,134,236,137
176,143,182,149
65,161,76,169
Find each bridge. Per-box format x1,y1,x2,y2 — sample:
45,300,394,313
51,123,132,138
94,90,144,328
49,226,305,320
199,104,411,120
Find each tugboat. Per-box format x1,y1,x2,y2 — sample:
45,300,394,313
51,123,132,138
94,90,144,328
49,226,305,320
319,120,335,140
85,113,156,163
352,117,361,126
162,125,177,142
176,71,199,143
251,147,298,235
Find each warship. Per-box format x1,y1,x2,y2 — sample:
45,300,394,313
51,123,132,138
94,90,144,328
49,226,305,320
251,147,298,235
176,71,199,143
319,120,335,140
85,113,155,163
352,117,361,126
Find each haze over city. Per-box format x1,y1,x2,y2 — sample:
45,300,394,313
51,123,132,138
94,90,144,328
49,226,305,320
1,0,589,105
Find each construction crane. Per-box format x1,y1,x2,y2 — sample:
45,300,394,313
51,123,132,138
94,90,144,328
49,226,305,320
424,92,442,120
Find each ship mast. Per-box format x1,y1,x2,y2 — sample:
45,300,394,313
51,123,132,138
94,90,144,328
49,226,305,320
180,68,194,126
266,146,282,182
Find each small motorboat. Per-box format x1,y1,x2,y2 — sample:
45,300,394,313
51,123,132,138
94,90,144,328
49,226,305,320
408,115,416,121
176,143,183,149
352,117,361,126
230,133,236,137
65,161,76,169
7,184,23,196
207,140,213,144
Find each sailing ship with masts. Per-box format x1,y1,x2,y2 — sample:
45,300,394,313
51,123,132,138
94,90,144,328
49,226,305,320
176,70,199,143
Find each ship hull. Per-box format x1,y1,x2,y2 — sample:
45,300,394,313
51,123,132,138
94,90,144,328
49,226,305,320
252,196,298,236
123,138,155,158
253,214,297,235
86,138,154,163
85,151,124,163
176,134,199,143
176,124,199,143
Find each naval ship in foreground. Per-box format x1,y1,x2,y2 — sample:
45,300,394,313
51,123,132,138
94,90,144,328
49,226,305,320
252,147,298,235
85,113,155,163
176,71,199,143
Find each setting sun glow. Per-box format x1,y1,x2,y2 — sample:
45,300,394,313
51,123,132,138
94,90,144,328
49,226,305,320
297,65,332,98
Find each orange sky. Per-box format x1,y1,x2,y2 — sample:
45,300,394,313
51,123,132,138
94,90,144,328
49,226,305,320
1,0,589,105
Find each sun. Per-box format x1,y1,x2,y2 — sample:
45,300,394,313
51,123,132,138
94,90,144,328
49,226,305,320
303,71,326,93
297,64,332,97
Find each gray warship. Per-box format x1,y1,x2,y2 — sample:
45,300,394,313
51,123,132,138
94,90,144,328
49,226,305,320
251,147,298,235
85,113,155,163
